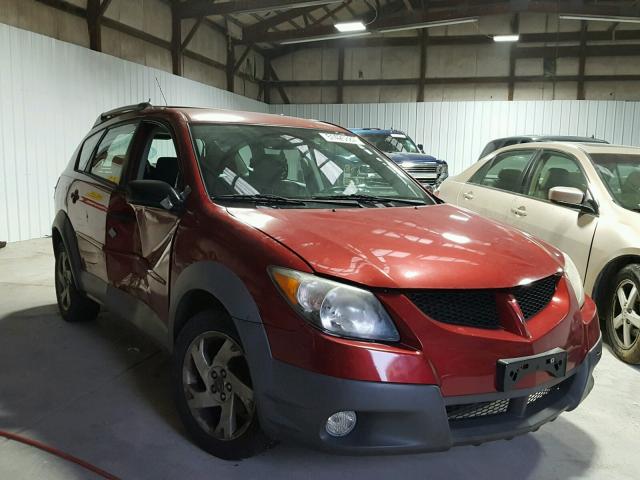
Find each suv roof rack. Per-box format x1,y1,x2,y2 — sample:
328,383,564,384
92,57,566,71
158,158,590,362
94,102,151,127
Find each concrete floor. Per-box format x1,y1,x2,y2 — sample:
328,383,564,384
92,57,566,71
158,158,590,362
0,238,638,480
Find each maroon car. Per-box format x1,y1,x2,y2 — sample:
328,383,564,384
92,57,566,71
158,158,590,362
53,103,601,459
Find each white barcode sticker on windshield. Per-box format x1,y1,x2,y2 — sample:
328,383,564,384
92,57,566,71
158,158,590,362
319,132,363,145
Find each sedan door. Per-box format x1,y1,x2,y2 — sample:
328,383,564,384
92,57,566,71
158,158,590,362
456,149,538,224
509,149,598,280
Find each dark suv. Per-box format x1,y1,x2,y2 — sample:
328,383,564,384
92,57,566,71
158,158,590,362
53,104,601,460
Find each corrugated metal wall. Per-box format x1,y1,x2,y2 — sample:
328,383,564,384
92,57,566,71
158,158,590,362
271,101,640,175
0,23,267,242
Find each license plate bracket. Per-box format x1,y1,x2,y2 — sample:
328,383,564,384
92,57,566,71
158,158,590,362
497,348,567,391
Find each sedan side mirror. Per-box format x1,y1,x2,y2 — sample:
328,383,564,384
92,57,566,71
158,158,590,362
417,143,424,153
548,186,586,208
127,180,183,212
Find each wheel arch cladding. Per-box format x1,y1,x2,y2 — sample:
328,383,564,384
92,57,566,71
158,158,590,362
51,210,83,289
169,261,275,424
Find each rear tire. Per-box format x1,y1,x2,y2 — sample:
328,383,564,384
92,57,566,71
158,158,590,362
174,310,271,460
603,264,640,364
54,243,99,322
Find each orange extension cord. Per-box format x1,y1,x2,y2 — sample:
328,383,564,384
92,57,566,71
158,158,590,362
0,430,120,480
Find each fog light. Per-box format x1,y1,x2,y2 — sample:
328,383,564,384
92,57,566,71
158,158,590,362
325,411,357,437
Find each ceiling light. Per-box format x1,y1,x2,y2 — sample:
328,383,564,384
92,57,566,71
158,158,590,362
280,32,372,45
493,34,520,42
559,14,640,24
335,21,366,33
378,17,478,34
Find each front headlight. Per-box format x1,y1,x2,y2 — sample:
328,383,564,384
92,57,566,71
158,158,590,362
562,252,585,307
270,267,400,342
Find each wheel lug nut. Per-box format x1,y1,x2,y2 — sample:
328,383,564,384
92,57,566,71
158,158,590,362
221,370,227,378
226,383,232,391
211,371,217,379
220,393,226,401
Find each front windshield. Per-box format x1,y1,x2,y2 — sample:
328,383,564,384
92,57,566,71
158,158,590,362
360,133,419,154
190,124,431,208
591,153,640,211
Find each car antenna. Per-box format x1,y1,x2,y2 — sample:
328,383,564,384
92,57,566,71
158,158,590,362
155,76,168,106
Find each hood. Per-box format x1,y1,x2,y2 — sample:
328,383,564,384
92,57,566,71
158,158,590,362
228,204,563,290
387,152,443,164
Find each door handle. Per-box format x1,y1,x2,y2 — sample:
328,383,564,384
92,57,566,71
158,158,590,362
511,206,527,217
70,189,79,204
462,191,474,200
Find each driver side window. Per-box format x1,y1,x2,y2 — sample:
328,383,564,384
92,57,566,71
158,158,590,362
138,124,180,189
527,151,586,201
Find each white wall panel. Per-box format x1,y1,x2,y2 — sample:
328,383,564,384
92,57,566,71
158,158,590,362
271,100,640,177
0,23,266,242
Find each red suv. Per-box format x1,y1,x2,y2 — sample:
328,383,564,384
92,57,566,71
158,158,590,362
53,104,602,459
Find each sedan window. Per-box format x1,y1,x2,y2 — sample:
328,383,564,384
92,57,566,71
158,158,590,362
528,152,587,200
470,150,535,193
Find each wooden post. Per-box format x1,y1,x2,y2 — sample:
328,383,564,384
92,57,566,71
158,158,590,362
337,47,345,104
171,3,183,76
417,30,427,102
87,0,101,52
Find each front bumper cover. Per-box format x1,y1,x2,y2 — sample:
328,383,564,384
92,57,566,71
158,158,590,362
257,333,602,454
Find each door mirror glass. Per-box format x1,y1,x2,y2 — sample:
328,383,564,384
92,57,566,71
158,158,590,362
548,186,585,207
127,180,183,211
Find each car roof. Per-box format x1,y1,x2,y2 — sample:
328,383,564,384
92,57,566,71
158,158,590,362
350,128,406,135
491,135,608,144
97,104,343,132
497,141,640,156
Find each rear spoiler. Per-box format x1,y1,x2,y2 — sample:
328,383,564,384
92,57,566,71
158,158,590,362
93,102,151,127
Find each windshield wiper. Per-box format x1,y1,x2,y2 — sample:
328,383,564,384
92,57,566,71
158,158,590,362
312,194,427,205
211,194,306,206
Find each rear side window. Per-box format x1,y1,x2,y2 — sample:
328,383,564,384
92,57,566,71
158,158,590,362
77,131,103,171
89,123,137,184
470,150,535,193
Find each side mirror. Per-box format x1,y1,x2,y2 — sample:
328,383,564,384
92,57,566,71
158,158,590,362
417,143,424,153
127,180,183,211
548,186,589,209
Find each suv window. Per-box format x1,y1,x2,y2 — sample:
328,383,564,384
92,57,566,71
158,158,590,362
89,123,137,184
528,151,587,200
77,131,103,171
470,150,535,193
139,125,179,188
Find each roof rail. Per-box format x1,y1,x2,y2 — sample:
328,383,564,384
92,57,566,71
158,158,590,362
94,102,151,127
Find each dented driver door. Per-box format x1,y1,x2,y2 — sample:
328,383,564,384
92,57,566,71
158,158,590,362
103,121,182,342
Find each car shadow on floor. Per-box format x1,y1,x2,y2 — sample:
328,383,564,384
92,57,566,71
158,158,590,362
0,305,598,479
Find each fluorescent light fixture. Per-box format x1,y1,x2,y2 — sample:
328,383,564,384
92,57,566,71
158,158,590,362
335,21,366,33
378,17,478,34
559,14,640,24
280,32,372,45
493,34,520,42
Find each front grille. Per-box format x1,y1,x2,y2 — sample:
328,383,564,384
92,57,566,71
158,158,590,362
406,274,559,330
447,399,510,420
405,165,437,174
407,290,500,329
514,275,559,320
447,384,563,422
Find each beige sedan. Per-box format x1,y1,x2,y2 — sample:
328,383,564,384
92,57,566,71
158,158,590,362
437,142,640,364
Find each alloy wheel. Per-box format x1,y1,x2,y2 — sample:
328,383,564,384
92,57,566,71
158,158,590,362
56,250,73,312
611,279,640,349
182,331,255,441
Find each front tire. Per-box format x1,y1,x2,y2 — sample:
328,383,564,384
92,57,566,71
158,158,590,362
604,264,640,364
174,310,270,460
54,244,99,322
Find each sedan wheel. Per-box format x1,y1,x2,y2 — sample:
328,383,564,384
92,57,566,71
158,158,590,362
55,250,73,312
605,265,640,364
611,279,640,350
